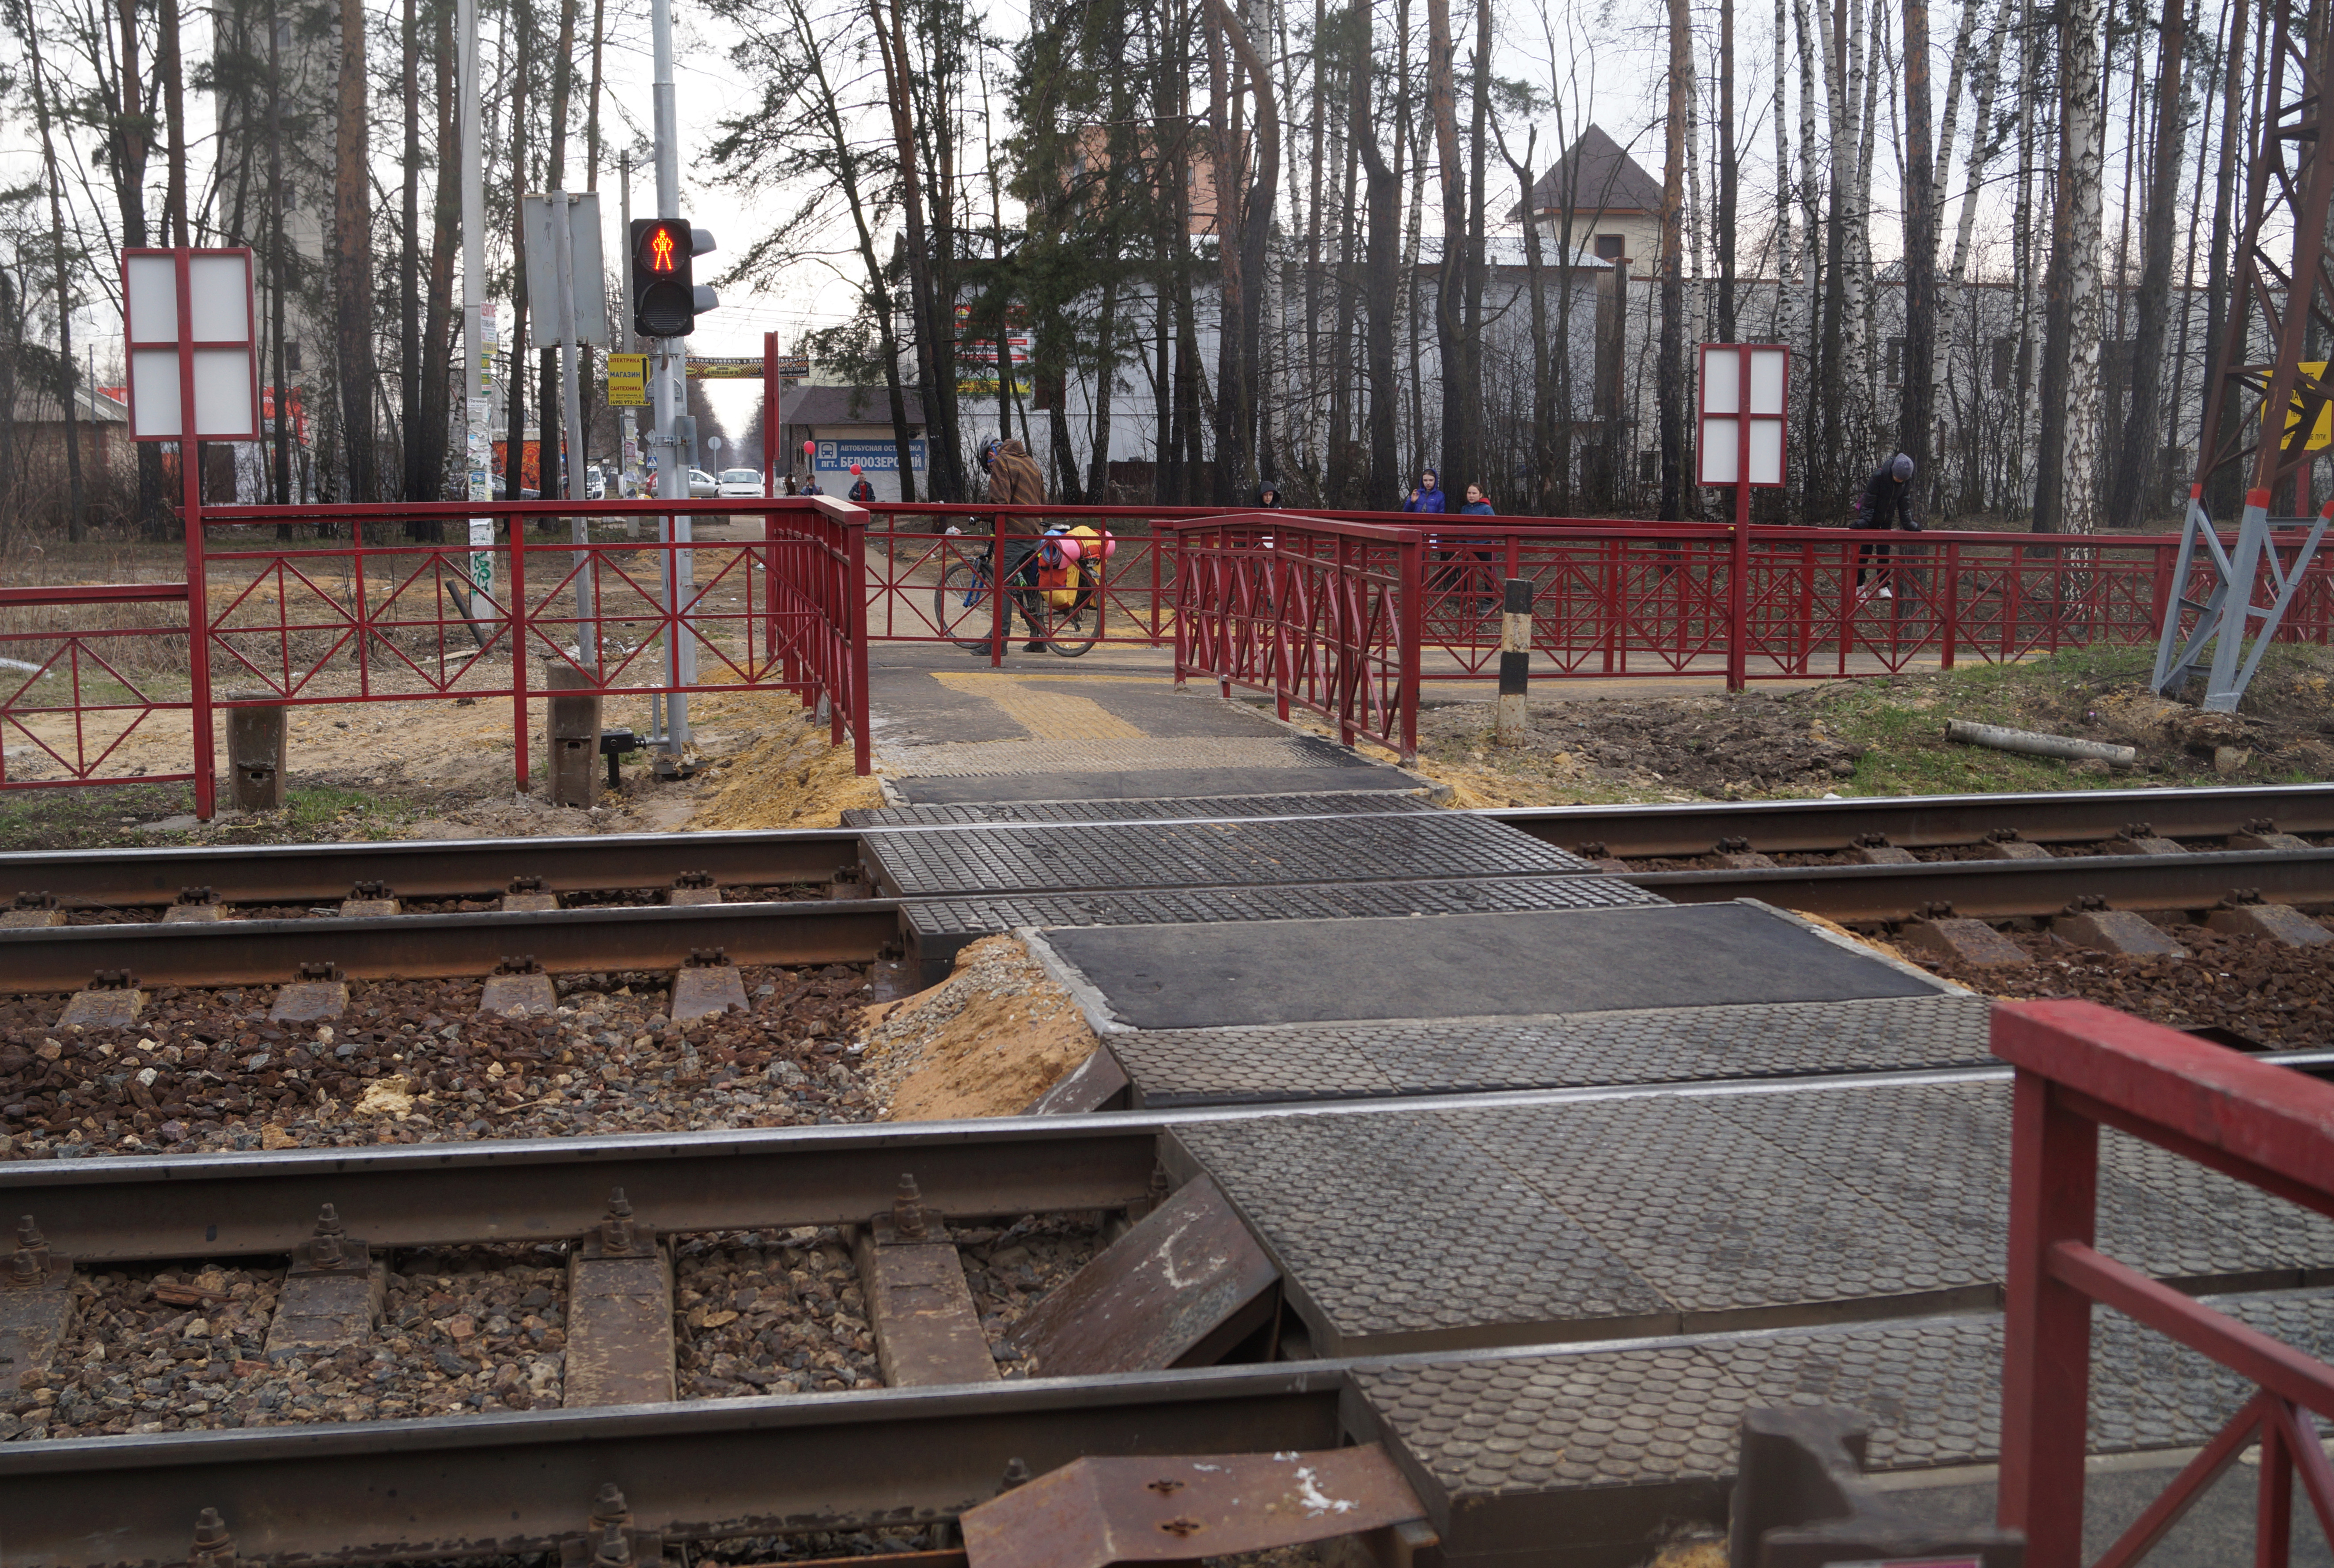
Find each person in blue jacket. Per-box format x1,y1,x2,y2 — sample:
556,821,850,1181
1457,483,1495,515
1403,469,1445,512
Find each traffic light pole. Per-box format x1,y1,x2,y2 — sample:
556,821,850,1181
648,0,690,756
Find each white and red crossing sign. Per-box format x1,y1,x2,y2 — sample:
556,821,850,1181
120,248,262,444
1696,341,1790,493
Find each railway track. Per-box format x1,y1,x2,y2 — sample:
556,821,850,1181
0,784,2327,1568
0,782,2323,912
0,787,2321,992
8,1053,2334,1568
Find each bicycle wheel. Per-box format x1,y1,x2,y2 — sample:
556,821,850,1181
934,561,996,652
1045,589,1100,658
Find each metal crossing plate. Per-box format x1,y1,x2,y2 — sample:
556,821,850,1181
1107,995,1995,1106
1037,904,1952,1031
846,792,1438,827
1173,1083,2334,1357
864,814,1596,899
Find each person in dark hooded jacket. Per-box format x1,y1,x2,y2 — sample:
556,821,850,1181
1257,483,1285,508
1851,452,1919,596
977,435,1053,650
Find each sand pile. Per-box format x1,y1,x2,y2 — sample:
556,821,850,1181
858,936,1099,1120
688,696,885,830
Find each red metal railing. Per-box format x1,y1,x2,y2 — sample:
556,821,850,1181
1163,513,1421,759
0,497,871,814
1995,998,2334,1567
854,506,2334,681
0,582,199,794
8,498,2331,807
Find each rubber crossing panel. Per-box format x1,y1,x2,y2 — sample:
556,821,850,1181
1172,1083,2334,1356
1106,994,1994,1106
845,792,1438,828
864,813,1597,898
1363,1289,2334,1565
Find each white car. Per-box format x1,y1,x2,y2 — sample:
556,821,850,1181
688,468,720,498
716,467,765,499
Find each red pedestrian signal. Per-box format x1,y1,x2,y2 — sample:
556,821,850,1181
630,218,696,337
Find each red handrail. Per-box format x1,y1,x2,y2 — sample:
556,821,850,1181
1995,998,2334,1567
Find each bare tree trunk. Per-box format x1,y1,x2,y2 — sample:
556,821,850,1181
1460,0,1490,486
420,0,458,503
1426,0,1466,480
25,19,84,539
336,0,378,503
2055,0,2107,533
402,0,426,505
1355,4,1400,506
2200,0,2247,519
1899,0,1935,502
269,0,292,506
1793,0,1822,516
2011,11,2046,516
1657,0,1688,520
1718,0,1736,340
1815,0,1865,472
2107,0,2184,529
159,0,189,243
869,0,940,499
584,0,605,185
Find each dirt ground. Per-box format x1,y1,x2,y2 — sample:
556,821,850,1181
1406,645,2334,806
0,673,886,851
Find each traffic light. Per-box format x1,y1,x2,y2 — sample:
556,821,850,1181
629,219,721,339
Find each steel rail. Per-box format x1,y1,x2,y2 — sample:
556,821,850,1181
0,900,906,992
1,848,2324,992
0,830,866,908
22,1053,2334,1265
1488,782,2334,858
0,1363,1347,1568
1624,847,2334,921
6,786,2328,909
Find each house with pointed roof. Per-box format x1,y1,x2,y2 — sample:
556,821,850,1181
1508,125,1667,270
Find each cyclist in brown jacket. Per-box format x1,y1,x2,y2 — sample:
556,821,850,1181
978,435,1053,651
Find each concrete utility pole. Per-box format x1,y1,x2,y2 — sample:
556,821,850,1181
549,192,595,664
649,0,690,754
618,153,640,514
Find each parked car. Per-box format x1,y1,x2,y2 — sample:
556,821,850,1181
584,467,607,501
716,467,765,500
688,468,718,499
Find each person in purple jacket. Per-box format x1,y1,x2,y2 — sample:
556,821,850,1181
1402,468,1445,513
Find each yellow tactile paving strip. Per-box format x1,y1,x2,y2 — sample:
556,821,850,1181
928,671,1146,742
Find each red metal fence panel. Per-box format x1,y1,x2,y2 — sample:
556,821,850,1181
1994,998,2334,1567
1161,513,1421,759
6,500,2331,806
0,497,871,813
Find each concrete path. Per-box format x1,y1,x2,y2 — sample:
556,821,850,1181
867,643,1418,805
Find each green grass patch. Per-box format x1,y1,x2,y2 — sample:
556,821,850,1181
0,782,200,852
